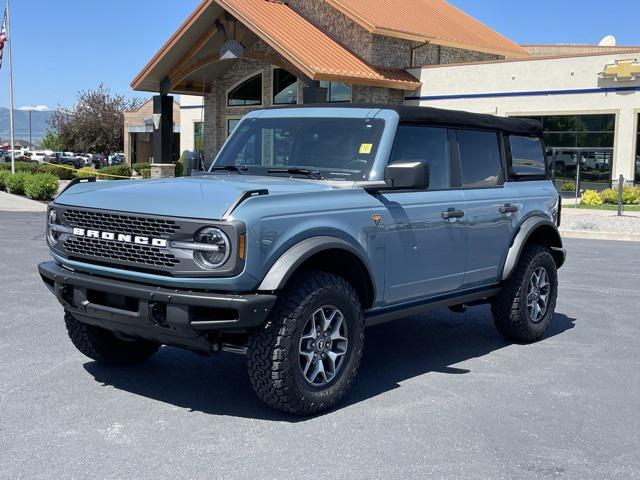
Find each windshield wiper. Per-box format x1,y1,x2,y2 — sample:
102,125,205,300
267,168,324,180
210,165,248,174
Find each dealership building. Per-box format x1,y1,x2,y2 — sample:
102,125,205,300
131,0,640,188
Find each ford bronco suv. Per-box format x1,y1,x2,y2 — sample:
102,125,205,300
39,105,565,415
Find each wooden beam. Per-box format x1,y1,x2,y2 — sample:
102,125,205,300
169,53,223,88
168,22,219,88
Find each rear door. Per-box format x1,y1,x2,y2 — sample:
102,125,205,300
381,125,466,304
456,129,519,287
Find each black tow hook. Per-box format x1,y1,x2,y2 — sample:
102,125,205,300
149,302,168,326
60,285,74,306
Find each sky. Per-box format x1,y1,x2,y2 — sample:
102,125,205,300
0,0,638,110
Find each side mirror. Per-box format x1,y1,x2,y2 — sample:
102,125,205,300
384,162,429,190
184,152,203,176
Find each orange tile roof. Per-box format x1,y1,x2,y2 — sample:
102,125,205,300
325,0,530,58
215,0,421,90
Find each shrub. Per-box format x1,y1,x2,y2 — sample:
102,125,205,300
581,189,603,206
15,162,42,174
98,165,132,180
0,161,41,173
599,186,640,205
24,173,59,201
561,181,576,192
5,172,33,195
622,185,640,205
140,168,151,179
40,163,75,180
76,167,98,178
599,188,618,204
132,162,150,174
0,170,11,191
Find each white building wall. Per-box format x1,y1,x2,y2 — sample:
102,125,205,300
408,52,640,181
179,95,205,155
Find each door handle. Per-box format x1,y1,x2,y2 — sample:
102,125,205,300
442,208,465,220
499,204,519,214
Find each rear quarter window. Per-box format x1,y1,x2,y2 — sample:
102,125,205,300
510,136,547,178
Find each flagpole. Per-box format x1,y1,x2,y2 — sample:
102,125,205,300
6,0,15,174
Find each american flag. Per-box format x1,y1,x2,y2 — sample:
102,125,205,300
0,7,7,71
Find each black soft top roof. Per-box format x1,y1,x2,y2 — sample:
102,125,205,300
262,103,542,136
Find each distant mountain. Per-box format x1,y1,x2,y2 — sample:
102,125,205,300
0,107,54,146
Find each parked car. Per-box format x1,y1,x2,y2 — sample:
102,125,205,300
29,151,53,164
39,105,565,415
46,153,84,170
109,153,125,165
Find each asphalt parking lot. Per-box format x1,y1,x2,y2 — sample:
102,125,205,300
1,211,639,480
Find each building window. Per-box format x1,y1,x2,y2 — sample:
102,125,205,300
194,122,204,153
320,81,352,103
273,69,298,105
517,114,616,190
227,119,241,137
227,73,263,107
636,114,640,185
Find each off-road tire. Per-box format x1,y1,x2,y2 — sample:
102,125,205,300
64,312,160,365
247,271,365,416
492,244,558,343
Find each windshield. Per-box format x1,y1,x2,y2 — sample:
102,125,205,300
211,117,385,180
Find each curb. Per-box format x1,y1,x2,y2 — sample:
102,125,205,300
560,230,640,242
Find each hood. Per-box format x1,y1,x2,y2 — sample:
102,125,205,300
54,175,335,219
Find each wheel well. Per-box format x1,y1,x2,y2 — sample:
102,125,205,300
524,224,563,266
290,248,375,309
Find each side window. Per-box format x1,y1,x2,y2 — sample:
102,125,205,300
389,125,451,190
457,130,502,188
510,136,547,177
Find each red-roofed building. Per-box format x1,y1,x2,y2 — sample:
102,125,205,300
131,0,527,170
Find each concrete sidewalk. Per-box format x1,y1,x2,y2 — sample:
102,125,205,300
560,207,640,241
0,191,48,212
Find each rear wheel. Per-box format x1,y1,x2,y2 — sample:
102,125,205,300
492,244,558,343
64,313,160,365
247,271,365,415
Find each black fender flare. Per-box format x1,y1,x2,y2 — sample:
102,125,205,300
502,216,565,281
257,236,376,298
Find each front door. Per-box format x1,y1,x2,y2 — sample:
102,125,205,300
381,125,466,304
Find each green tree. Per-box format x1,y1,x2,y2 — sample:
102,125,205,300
40,131,62,151
50,84,144,154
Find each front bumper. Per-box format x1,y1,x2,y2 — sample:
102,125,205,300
39,261,277,352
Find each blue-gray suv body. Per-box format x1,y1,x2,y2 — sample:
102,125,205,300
39,105,565,415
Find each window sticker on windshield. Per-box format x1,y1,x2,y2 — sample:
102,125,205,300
359,143,373,155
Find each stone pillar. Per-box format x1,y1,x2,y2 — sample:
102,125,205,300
151,94,175,178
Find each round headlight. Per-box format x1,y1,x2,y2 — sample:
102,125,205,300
193,227,231,269
47,209,59,246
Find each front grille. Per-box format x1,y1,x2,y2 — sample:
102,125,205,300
63,209,180,238
64,236,180,268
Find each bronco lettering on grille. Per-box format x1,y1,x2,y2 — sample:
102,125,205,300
72,228,168,248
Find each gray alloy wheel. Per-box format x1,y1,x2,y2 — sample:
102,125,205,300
491,244,558,344
526,266,551,323
298,306,349,386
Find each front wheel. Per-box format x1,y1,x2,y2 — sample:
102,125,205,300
64,313,160,365
247,271,365,415
492,244,558,343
